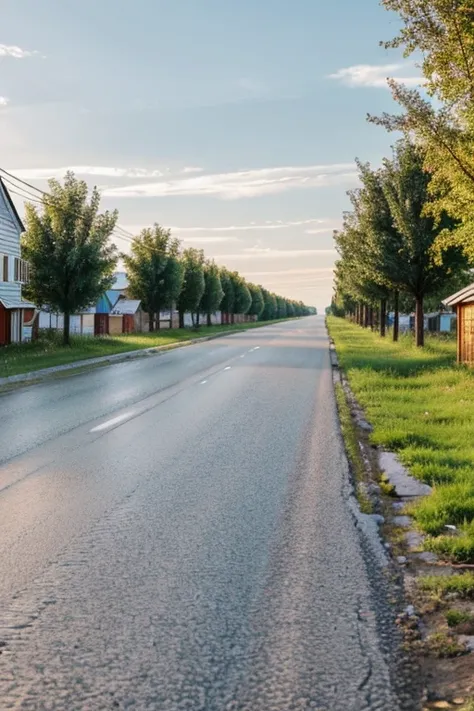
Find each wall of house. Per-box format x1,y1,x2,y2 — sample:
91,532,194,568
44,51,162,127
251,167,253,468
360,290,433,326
0,183,22,306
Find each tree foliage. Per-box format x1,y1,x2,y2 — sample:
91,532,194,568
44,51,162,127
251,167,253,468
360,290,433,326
247,283,265,317
123,224,184,331
371,0,474,258
177,248,206,326
231,272,252,315
200,260,224,325
22,171,118,345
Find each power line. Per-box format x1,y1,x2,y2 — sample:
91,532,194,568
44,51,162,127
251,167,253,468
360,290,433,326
0,167,137,244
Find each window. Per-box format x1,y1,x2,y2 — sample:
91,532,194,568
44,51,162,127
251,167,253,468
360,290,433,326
3,255,8,282
14,257,30,284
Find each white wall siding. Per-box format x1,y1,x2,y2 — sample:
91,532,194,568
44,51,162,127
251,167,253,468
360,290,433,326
0,182,23,305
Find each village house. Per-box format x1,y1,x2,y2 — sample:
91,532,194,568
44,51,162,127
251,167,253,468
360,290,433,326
0,178,36,345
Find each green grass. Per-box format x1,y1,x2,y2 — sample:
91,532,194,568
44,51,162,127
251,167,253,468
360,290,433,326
445,609,474,628
334,382,373,513
0,319,293,378
327,316,474,563
418,572,474,599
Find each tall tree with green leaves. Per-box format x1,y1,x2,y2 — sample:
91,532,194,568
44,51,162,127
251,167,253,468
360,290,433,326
200,260,224,326
177,248,205,327
123,224,184,331
381,140,467,346
247,283,265,319
231,272,252,319
371,0,474,258
219,268,235,320
260,288,277,321
22,171,118,345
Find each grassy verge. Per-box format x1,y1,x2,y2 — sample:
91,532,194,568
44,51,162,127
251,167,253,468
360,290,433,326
327,316,474,563
334,382,373,513
0,319,294,378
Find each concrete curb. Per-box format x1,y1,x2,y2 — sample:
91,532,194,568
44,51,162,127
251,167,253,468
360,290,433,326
0,328,250,387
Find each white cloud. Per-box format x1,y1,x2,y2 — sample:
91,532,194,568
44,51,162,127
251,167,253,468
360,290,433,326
0,44,39,59
329,63,423,89
182,236,240,244
181,166,203,174
213,247,337,260
172,218,332,233
103,164,358,200
10,166,165,180
245,267,334,277
0,97,9,107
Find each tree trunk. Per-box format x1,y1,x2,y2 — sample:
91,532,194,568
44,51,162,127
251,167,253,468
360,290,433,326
393,291,399,343
231,313,235,325
363,305,369,328
63,311,71,346
156,307,161,330
207,313,212,327
380,299,387,338
368,306,374,330
148,312,155,332
196,312,200,327
415,294,424,347
179,310,184,329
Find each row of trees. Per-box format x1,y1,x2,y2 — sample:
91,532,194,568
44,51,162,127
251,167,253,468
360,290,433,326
22,173,313,344
332,0,474,346
123,223,312,332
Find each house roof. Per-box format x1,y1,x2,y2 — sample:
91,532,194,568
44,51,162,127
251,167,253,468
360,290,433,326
0,178,25,232
111,299,141,315
0,296,35,309
443,282,474,307
111,272,129,290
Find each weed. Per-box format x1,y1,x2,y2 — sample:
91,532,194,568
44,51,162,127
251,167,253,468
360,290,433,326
423,632,467,657
445,609,474,628
418,572,474,599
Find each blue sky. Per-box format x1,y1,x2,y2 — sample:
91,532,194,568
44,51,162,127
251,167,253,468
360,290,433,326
0,0,420,310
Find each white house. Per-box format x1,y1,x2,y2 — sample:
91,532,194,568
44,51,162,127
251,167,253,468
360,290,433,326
0,178,36,345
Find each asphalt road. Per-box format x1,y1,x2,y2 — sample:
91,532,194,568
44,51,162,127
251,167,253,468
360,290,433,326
0,317,418,710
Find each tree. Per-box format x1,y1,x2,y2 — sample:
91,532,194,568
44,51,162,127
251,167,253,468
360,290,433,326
231,272,252,318
220,268,235,320
22,171,118,345
247,283,265,319
371,0,474,258
260,288,277,321
123,224,184,331
200,260,224,326
276,296,287,319
381,140,467,346
177,248,205,327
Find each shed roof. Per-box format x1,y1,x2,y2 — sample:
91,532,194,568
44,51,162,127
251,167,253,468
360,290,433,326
111,299,141,315
443,283,474,307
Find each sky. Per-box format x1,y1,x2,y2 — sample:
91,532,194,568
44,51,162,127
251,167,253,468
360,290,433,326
0,0,421,312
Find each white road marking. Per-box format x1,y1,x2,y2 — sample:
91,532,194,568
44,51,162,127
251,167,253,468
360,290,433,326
224,366,232,371
200,380,208,384
90,412,134,433
248,346,261,352
240,354,245,358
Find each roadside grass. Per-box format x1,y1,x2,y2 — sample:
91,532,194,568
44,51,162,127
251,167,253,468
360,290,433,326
334,382,373,513
327,316,474,563
418,572,474,599
0,319,294,378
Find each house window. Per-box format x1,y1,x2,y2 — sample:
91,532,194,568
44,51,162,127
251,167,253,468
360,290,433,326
14,258,30,284
3,255,8,282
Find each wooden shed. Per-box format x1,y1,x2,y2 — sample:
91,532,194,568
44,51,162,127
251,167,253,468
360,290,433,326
443,283,474,364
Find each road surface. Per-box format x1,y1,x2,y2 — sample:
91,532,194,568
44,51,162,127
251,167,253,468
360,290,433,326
0,317,418,710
